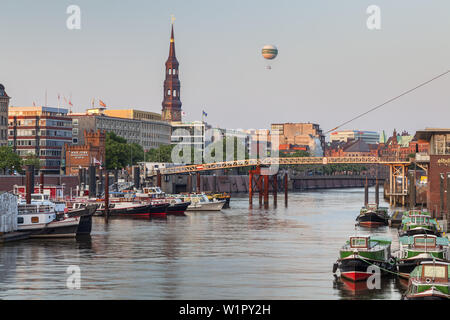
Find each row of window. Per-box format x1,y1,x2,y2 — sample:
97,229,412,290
166,89,179,98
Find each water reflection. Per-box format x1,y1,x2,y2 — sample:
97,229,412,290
0,188,410,299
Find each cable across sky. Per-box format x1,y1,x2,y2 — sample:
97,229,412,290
325,69,450,134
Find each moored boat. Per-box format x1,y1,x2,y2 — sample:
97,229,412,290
96,201,170,217
403,261,450,300
17,203,80,238
334,235,395,281
397,234,449,279
356,204,389,228
399,210,441,237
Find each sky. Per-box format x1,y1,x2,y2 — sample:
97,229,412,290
1,0,450,140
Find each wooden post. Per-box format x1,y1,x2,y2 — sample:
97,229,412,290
196,172,200,193
446,172,450,222
40,171,44,194
249,172,253,206
263,175,269,208
409,171,416,209
258,175,263,205
364,177,369,207
375,179,379,206
440,173,444,219
157,171,162,188
273,174,277,207
105,170,109,222
25,166,32,204
187,174,192,193
284,172,288,207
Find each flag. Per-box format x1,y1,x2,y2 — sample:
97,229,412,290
99,100,106,107
69,100,73,107
93,157,101,165
91,98,95,107
32,101,36,106
182,111,186,116
202,111,208,117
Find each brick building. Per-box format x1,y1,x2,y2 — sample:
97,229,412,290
416,129,450,218
64,130,105,176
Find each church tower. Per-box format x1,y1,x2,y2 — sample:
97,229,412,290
162,24,182,122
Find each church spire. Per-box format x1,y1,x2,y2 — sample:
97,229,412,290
162,22,182,122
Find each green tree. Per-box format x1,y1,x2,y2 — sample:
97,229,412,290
23,153,41,170
0,146,22,174
105,132,145,169
145,144,175,163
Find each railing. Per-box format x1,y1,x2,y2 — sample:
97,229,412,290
147,156,411,176
18,204,54,215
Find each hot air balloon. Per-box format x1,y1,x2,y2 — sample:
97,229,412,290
262,45,278,70
262,45,278,60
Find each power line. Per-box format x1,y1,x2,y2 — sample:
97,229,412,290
325,69,450,134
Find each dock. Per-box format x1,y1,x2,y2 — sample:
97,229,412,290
389,210,403,228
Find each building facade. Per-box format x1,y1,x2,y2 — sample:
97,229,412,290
271,123,325,155
330,130,380,145
8,106,72,174
64,130,106,176
161,25,182,122
70,108,171,151
0,84,10,147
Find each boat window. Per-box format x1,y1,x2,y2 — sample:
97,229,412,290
31,216,39,223
350,237,368,248
422,265,447,279
414,237,436,247
17,217,23,224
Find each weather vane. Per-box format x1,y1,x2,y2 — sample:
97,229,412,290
171,14,176,25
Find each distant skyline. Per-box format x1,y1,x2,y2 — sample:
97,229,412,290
1,0,450,137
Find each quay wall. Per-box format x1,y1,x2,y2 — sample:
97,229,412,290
156,174,385,194
0,175,79,196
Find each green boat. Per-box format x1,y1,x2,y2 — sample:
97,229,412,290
397,234,449,279
403,261,450,300
399,210,441,237
333,235,395,281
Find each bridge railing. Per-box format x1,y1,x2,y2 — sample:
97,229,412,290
147,156,411,176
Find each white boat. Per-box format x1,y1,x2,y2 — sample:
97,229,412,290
171,193,225,211
17,194,80,238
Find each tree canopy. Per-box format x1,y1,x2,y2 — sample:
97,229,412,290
0,146,23,174
105,132,144,169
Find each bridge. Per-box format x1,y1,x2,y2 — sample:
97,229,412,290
149,156,411,207
150,156,410,175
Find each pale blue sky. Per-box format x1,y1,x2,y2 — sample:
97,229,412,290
1,0,450,138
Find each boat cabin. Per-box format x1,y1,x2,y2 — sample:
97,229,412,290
349,236,369,249
413,235,437,248
412,262,450,283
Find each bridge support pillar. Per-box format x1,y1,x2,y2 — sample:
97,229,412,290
364,178,369,207
187,174,192,193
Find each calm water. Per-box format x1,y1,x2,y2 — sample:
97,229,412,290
0,188,406,300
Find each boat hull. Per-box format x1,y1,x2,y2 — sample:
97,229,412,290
18,218,80,238
187,201,225,211
339,258,393,282
97,203,170,217
166,202,190,215
357,211,388,228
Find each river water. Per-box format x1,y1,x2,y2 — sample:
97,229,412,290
0,188,406,300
